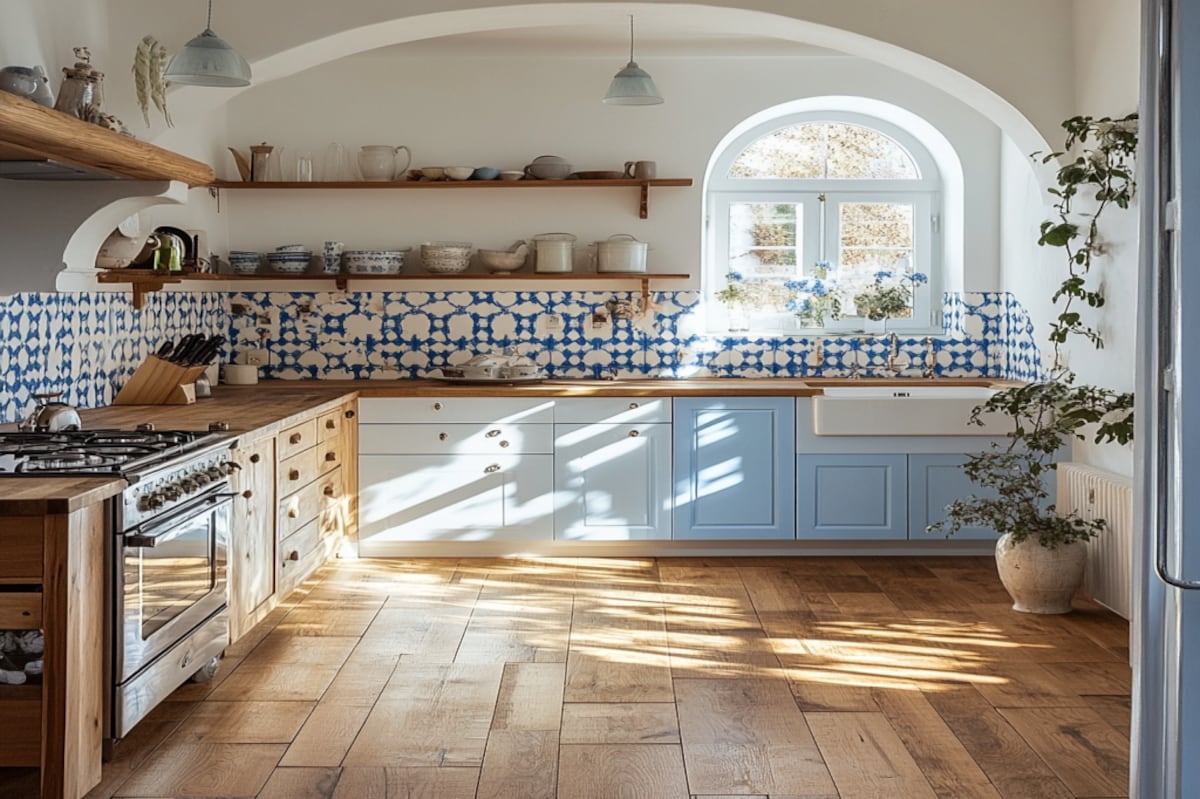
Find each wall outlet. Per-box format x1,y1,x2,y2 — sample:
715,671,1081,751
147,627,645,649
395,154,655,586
543,314,563,331
242,348,270,366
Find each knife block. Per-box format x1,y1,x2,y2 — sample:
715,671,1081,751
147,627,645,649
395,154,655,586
114,355,207,405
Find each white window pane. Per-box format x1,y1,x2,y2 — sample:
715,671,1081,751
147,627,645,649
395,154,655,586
728,202,801,278
837,202,917,319
729,123,919,180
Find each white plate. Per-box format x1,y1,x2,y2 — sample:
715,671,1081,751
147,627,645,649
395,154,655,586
430,369,544,384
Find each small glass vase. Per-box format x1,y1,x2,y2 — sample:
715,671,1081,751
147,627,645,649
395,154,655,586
727,306,751,332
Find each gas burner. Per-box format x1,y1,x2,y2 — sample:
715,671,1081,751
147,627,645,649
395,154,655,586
17,451,126,472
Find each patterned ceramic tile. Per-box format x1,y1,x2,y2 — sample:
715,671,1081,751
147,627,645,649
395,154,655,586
0,288,1044,424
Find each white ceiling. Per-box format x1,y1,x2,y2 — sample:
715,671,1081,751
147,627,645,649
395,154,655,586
355,24,847,59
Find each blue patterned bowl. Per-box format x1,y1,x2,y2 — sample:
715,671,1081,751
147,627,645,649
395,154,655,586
266,252,311,273
343,249,409,274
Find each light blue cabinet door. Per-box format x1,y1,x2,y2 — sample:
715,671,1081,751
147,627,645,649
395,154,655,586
908,453,1000,541
554,422,672,540
796,454,908,540
673,397,796,540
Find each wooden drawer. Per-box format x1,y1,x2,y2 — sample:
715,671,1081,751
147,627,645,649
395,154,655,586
358,423,554,455
0,699,41,766
0,592,42,629
278,447,320,495
359,396,555,424
317,408,344,443
277,418,318,460
0,517,42,581
279,468,342,539
554,397,672,424
317,438,343,476
278,518,321,599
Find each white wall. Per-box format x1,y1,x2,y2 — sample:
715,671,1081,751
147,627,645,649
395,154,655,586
217,52,1001,289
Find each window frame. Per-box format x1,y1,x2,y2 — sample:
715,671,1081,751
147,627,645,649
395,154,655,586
706,110,944,335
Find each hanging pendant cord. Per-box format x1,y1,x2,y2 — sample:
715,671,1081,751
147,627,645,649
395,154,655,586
628,15,635,63
206,0,214,30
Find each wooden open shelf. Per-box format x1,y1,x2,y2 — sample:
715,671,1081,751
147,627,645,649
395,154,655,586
0,92,215,185
97,270,691,309
209,178,693,218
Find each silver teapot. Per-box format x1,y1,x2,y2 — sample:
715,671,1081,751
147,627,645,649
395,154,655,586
18,392,82,432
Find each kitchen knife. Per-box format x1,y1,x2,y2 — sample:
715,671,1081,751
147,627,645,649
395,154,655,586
190,335,225,366
156,340,175,360
172,334,202,364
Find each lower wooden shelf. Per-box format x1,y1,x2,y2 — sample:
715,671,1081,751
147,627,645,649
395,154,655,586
96,270,692,308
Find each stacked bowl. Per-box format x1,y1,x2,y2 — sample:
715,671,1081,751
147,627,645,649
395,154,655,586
421,241,473,273
342,249,410,274
229,250,261,274
267,246,312,273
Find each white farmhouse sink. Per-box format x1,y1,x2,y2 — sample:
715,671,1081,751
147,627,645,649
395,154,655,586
812,385,1010,436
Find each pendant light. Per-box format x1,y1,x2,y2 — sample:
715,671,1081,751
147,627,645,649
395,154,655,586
164,0,251,87
602,14,662,105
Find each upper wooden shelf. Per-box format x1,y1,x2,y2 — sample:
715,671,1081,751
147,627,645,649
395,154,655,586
209,178,694,218
0,92,215,185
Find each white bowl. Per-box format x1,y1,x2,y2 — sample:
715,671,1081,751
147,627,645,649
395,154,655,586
444,166,474,181
421,166,445,180
499,170,524,182
479,248,527,272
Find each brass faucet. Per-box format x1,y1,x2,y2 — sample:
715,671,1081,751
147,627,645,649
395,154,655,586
886,332,911,375
922,337,936,379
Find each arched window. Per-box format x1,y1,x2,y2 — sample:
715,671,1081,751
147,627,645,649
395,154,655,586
707,111,943,333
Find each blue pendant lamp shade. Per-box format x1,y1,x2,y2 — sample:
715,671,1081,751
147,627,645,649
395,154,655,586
164,0,251,87
603,15,662,105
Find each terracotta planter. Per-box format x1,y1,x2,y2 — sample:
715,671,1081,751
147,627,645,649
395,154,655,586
994,532,1087,614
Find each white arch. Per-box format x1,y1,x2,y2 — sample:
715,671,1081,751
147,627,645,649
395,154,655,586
164,3,1052,161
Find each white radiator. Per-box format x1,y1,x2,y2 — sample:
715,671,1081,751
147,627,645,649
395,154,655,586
1057,462,1134,619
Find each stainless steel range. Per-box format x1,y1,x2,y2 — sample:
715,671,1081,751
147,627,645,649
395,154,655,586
0,425,240,744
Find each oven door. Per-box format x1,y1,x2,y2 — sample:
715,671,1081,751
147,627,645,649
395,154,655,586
114,489,232,683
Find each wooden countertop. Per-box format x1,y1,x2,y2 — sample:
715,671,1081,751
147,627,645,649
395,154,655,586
0,477,127,516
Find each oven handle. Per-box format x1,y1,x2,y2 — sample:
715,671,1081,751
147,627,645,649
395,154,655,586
124,492,235,548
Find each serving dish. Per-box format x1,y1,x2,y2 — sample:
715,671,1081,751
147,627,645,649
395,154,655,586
431,369,544,384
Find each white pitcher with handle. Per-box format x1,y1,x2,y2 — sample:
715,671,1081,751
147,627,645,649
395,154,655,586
358,145,412,181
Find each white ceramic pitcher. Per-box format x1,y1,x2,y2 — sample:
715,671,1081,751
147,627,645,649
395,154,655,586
358,145,412,181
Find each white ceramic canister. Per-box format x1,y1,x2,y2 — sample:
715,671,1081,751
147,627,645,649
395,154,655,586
594,234,648,273
532,233,576,273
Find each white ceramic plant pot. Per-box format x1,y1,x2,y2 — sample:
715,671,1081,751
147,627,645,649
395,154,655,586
994,532,1088,614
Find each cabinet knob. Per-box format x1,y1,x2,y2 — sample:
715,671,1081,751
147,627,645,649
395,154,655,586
249,453,261,464
288,550,299,562
287,508,298,518
344,409,356,419
326,419,336,429
325,452,337,462
324,485,335,497
289,469,300,480
290,432,303,444
438,432,448,441
486,429,501,438
629,402,639,409
433,402,443,411
500,440,510,448
242,490,253,499
628,429,640,438
484,464,501,474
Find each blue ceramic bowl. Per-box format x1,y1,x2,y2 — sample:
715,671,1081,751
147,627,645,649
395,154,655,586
471,167,500,181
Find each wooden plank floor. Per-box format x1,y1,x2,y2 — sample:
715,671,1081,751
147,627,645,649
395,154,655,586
3,555,1131,799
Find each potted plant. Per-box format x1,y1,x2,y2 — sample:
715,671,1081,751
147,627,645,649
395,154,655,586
930,113,1137,613
850,267,928,325
785,260,843,327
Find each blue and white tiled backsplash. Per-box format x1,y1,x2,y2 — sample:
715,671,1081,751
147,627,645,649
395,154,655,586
0,289,1044,424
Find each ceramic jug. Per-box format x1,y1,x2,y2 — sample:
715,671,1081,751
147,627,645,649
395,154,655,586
0,66,53,106
358,145,412,182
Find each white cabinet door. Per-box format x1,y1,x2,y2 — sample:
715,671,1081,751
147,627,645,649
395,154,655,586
554,422,672,540
358,453,554,550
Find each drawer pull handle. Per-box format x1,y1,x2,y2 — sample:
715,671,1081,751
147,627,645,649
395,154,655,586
486,429,501,438
324,486,335,497
249,453,261,464
290,432,303,444
438,432,448,441
242,490,253,499
287,508,298,518
433,402,443,411
629,402,639,409
628,429,640,438
345,409,356,419
484,464,501,474
325,419,336,429
289,469,300,480
325,452,337,462
20,610,31,617
500,440,510,448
